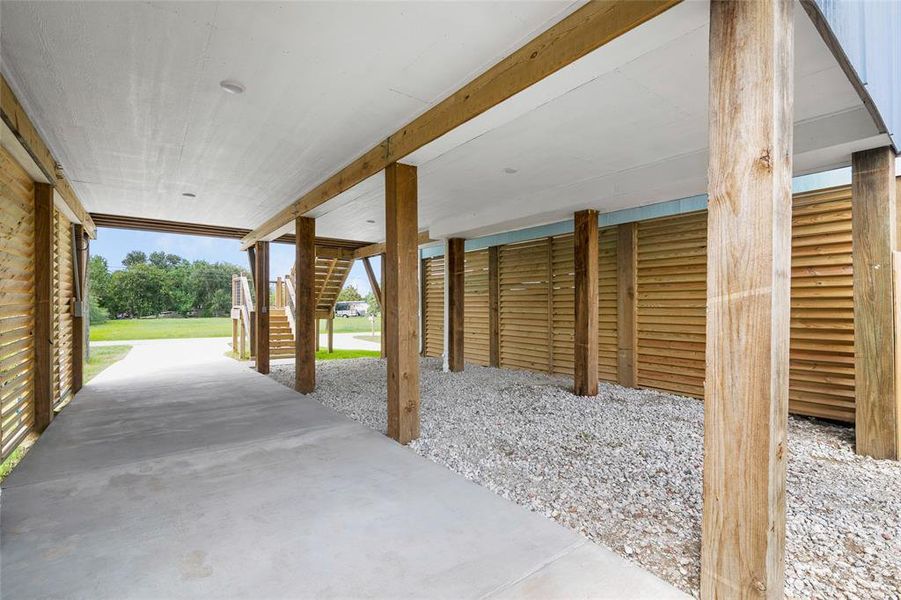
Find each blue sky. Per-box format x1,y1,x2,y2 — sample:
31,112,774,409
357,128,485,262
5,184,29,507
92,228,378,295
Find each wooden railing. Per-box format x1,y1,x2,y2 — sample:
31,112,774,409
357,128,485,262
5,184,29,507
284,274,297,339
231,274,255,358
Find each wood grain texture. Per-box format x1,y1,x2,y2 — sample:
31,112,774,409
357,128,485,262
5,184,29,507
33,183,53,433
295,217,316,393
51,209,74,409
598,227,619,382
488,246,500,368
701,0,793,597
71,225,86,394
385,163,420,444
447,238,465,372
254,241,270,374
852,147,898,459
574,210,598,396
1,145,36,459
464,249,490,366
616,222,638,387
1,74,95,238
240,0,682,248
422,257,445,358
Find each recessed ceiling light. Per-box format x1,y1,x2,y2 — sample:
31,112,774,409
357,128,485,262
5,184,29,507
366,219,376,224
219,80,245,95
503,167,518,174
182,192,196,198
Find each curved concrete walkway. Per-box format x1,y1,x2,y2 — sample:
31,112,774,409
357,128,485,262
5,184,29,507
1,339,686,599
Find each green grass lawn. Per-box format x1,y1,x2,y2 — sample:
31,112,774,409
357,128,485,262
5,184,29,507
85,345,132,382
90,317,232,341
320,315,381,334
317,349,380,360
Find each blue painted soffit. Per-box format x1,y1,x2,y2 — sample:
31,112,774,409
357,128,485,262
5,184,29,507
811,0,901,152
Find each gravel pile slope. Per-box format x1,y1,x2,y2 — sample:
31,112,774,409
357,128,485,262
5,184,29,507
269,358,901,598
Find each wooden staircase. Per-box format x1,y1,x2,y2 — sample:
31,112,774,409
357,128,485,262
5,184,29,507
270,310,295,357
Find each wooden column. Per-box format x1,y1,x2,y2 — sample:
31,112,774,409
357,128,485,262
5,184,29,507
419,257,427,357
702,0,793,597
72,224,88,394
380,253,386,358
616,222,638,387
33,183,53,433
489,246,500,367
295,217,316,393
447,238,465,372
852,147,900,460
315,319,320,351
247,247,256,358
327,316,334,354
254,241,270,374
385,162,420,444
574,210,599,396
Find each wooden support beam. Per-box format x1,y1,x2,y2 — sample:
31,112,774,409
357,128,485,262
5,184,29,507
33,183,53,433
385,163,420,444
852,147,899,460
616,222,638,387
1,74,95,237
315,319,321,352
240,0,681,249
574,210,599,396
380,253,386,359
447,238,465,372
254,241,270,374
701,0,793,596
295,217,316,393
71,224,88,394
353,231,433,260
362,257,383,308
488,246,500,368
327,317,334,354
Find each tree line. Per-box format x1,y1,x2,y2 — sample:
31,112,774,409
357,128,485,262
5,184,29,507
89,250,248,322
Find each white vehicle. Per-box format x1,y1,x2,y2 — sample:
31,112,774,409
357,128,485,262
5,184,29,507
335,301,368,317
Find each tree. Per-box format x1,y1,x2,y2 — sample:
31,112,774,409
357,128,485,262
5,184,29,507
338,284,363,301
149,251,185,270
122,250,147,267
365,292,380,317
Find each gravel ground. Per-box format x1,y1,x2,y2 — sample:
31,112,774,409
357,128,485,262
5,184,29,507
270,358,901,598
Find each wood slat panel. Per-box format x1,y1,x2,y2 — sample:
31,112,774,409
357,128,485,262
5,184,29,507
463,249,490,366
52,208,74,408
0,146,34,460
422,256,444,358
499,239,551,372
636,212,708,398
598,227,618,382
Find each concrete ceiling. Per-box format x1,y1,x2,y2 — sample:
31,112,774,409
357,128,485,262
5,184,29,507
1,1,890,244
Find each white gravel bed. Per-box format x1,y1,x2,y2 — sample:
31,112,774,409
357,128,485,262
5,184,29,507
269,358,901,598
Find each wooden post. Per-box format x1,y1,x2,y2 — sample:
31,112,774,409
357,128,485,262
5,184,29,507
852,147,899,460
296,217,316,393
489,246,500,367
385,162,420,444
254,241,270,374
232,318,238,354
419,257,427,357
447,238,465,372
247,247,256,358
574,210,599,396
327,316,334,354
71,224,87,394
33,183,53,433
702,0,793,597
616,222,638,387
239,319,246,358
380,253,386,359
315,319,320,351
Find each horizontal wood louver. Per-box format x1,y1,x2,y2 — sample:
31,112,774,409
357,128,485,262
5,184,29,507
463,249,490,365
422,256,444,358
551,235,575,376
498,238,552,372
789,187,855,422
636,212,708,398
52,208,74,409
598,227,618,382
0,147,36,459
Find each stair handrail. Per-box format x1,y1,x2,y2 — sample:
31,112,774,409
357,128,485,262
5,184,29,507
284,274,297,340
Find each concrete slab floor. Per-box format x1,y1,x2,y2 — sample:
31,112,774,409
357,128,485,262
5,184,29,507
1,339,687,599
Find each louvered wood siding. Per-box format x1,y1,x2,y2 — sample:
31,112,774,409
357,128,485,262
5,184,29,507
463,249,490,365
636,212,708,398
498,239,552,372
52,209,74,408
422,256,444,357
598,227,618,382
790,187,855,422
0,147,35,459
